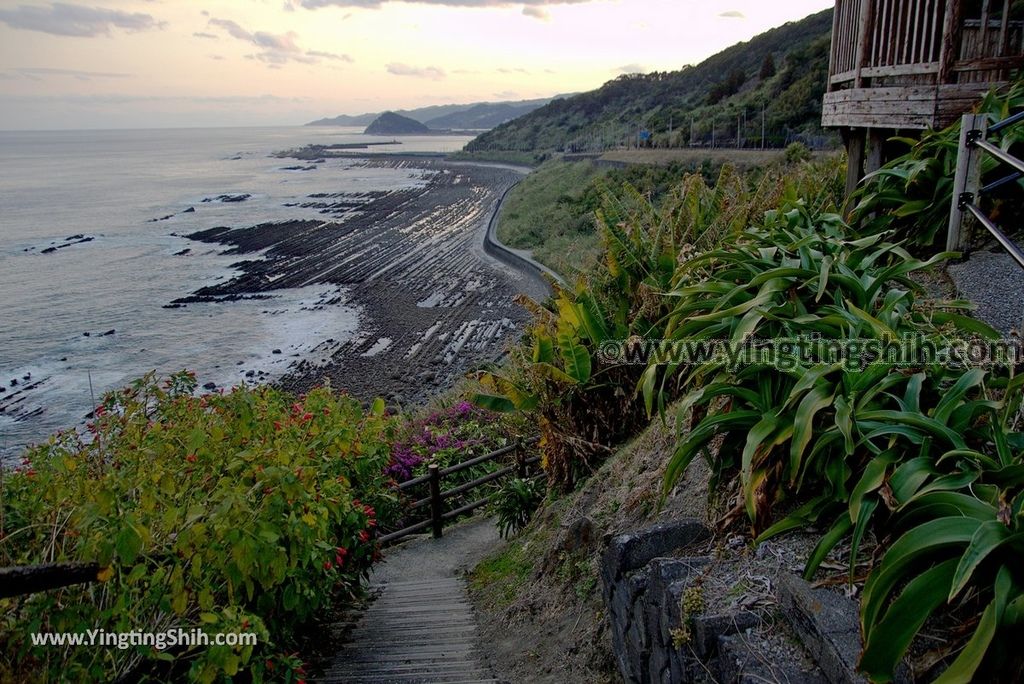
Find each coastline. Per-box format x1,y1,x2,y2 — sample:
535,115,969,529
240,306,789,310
0,150,548,459
179,154,549,409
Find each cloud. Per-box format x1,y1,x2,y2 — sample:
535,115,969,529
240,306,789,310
208,17,346,67
193,31,218,39
522,6,548,20
290,0,591,9
3,66,133,81
208,17,253,41
616,63,645,74
0,2,166,37
718,10,745,18
386,62,445,80
493,90,519,99
307,50,353,62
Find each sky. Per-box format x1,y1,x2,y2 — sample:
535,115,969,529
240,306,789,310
0,0,833,130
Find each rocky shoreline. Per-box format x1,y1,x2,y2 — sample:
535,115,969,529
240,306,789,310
176,155,548,408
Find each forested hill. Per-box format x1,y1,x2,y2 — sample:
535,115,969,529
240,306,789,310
466,9,834,154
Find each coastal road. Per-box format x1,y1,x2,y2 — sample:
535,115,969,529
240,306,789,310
180,156,554,407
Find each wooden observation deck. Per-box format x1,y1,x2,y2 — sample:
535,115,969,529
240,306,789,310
824,0,1024,192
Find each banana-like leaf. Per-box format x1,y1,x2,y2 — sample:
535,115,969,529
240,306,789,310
533,335,554,364
471,394,518,413
557,332,592,384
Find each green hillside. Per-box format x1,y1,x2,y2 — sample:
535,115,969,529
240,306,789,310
466,9,834,154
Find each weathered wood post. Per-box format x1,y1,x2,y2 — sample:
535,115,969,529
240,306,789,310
428,464,443,539
947,114,988,253
515,440,527,479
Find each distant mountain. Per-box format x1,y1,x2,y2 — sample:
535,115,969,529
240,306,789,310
424,102,551,130
306,113,379,127
365,112,431,135
305,96,565,130
466,9,834,153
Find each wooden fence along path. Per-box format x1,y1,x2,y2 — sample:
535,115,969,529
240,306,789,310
1,439,540,682
314,440,542,682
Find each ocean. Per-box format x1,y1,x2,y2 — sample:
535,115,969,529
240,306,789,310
0,126,475,459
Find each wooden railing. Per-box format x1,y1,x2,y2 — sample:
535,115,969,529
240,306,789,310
379,436,541,544
0,561,105,599
829,0,1024,88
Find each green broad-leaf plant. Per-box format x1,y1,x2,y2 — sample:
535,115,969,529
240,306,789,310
849,79,1024,249
474,165,796,490
0,372,397,683
653,200,1024,679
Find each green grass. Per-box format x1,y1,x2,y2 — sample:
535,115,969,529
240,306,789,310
447,149,550,167
495,159,609,276
470,538,536,608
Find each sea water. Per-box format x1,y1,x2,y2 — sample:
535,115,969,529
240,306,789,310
0,126,473,458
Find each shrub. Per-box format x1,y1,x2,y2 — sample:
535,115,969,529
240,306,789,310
477,162,844,492
784,141,812,164
0,372,397,682
649,200,1024,679
492,478,546,538
850,79,1024,249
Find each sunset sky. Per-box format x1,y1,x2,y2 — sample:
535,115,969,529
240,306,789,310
0,0,832,130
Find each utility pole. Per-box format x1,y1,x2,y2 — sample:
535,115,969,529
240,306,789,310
761,103,766,150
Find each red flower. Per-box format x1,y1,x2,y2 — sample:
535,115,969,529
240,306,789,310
186,454,197,463
322,560,333,571
95,405,106,417
323,408,331,416
358,530,370,543
302,412,313,422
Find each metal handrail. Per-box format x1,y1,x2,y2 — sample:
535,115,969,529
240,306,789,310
948,112,1024,269
961,203,1024,270
947,111,1024,333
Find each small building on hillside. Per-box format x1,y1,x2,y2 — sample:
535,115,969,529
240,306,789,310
823,0,1024,193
